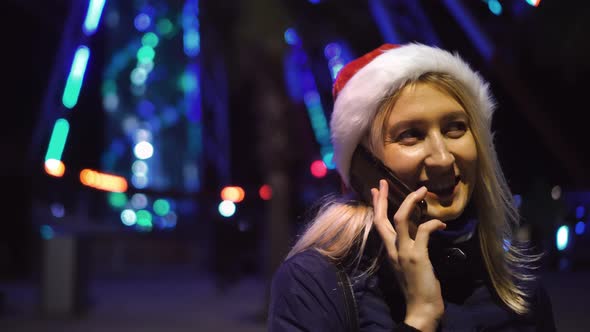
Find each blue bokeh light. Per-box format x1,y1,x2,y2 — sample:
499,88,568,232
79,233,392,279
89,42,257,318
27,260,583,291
575,221,586,235
284,28,299,46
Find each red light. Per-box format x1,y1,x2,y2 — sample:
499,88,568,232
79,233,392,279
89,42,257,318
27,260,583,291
310,160,327,178
259,184,272,200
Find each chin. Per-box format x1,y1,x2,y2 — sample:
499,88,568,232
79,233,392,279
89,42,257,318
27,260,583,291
424,182,472,222
427,208,463,222
425,197,468,222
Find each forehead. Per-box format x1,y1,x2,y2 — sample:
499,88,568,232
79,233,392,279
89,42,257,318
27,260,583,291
387,83,466,123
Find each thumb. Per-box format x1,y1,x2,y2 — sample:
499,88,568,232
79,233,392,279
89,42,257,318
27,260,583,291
413,219,446,250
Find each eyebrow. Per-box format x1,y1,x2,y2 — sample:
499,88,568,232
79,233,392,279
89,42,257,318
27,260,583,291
441,110,469,122
387,110,469,134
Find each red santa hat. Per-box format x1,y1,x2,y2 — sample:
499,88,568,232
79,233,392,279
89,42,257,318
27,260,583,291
330,43,495,188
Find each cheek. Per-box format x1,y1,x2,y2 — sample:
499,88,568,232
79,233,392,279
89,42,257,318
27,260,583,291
382,147,423,184
454,137,478,181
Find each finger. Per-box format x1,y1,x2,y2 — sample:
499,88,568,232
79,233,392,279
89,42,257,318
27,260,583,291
413,219,447,250
371,187,385,220
371,187,398,261
371,187,397,235
393,185,427,247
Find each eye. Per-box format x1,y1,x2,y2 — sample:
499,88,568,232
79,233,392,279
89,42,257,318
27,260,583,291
445,121,467,138
396,128,423,144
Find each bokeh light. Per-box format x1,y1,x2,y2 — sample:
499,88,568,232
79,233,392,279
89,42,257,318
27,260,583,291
218,200,236,218
259,184,272,201
310,160,327,178
153,199,171,216
121,209,137,226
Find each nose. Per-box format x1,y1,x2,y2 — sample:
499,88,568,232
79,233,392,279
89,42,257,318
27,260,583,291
424,133,455,171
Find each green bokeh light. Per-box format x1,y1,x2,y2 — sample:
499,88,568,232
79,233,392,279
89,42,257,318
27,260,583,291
136,209,153,228
178,72,198,92
142,32,159,48
102,80,117,95
153,199,171,216
137,46,155,64
156,18,173,36
108,192,127,208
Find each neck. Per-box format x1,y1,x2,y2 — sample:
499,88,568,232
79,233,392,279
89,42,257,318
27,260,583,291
428,220,483,282
432,202,478,244
435,216,478,244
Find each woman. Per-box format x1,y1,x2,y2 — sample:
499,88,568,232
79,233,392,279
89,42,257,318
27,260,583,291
267,43,556,331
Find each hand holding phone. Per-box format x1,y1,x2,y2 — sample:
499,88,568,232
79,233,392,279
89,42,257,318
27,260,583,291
371,179,446,331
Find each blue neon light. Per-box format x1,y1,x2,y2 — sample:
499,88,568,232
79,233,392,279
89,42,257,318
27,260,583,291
442,0,494,61
576,205,585,219
182,0,200,57
368,0,402,43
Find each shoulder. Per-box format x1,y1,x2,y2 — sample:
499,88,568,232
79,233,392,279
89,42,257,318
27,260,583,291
271,249,340,293
529,277,555,318
268,249,349,330
514,275,557,331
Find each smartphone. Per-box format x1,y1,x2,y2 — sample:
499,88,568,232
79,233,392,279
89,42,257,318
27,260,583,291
349,144,428,225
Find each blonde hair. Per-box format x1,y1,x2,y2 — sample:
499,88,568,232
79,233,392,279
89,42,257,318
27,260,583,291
288,198,376,268
287,72,539,315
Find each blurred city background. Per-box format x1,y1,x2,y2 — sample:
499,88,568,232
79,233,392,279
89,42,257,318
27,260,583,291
1,0,590,331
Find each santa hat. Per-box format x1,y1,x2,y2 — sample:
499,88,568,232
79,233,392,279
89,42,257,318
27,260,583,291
330,43,495,188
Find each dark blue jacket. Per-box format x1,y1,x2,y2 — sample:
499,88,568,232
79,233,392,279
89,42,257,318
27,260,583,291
267,240,556,331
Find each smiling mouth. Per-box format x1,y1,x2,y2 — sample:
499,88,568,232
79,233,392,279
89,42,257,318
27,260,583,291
420,176,460,197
